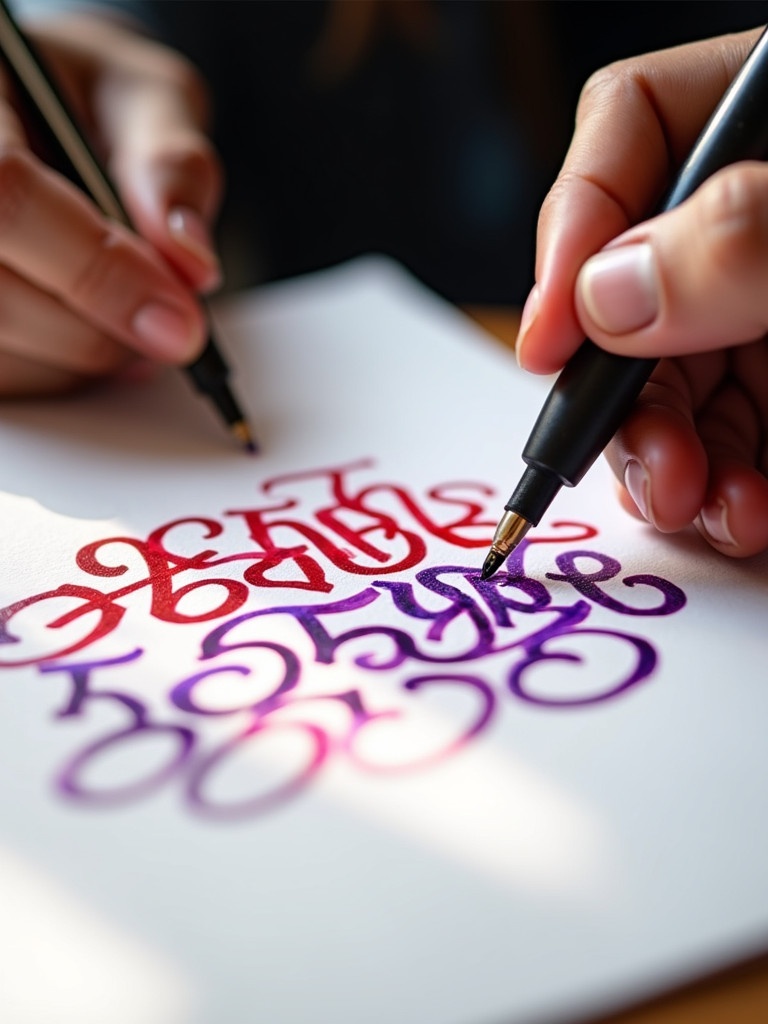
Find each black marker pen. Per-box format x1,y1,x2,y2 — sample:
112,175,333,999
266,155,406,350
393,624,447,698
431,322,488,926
482,27,768,579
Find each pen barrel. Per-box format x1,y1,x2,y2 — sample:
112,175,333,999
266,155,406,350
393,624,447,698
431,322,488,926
186,338,243,426
523,343,657,488
662,29,768,212
187,337,227,386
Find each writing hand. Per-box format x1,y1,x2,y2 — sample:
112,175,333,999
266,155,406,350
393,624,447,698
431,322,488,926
516,29,768,557
0,13,222,396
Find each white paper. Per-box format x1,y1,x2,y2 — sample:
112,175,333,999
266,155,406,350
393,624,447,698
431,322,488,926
1,257,766,1024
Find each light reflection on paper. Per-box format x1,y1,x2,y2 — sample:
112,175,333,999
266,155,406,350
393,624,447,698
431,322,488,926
0,846,193,1024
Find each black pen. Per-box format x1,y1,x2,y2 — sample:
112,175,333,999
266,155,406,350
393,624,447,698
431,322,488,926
482,27,768,580
0,0,255,452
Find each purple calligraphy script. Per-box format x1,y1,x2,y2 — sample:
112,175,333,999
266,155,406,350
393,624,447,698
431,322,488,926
2,460,686,821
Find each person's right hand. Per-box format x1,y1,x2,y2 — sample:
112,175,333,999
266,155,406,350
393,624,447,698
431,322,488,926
515,28,768,558
0,12,223,397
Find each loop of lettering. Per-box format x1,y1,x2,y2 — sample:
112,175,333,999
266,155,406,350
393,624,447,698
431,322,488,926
3,461,686,820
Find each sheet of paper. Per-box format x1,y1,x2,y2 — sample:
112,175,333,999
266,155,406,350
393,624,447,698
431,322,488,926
1,257,767,1024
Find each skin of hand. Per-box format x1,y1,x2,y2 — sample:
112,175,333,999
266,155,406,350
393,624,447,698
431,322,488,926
0,12,223,396
515,28,768,559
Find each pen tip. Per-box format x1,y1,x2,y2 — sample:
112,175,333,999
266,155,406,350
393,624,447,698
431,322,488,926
230,419,258,454
480,549,506,581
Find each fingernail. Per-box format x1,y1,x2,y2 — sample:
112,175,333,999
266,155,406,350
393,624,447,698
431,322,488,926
516,284,540,368
168,206,222,289
578,243,658,335
132,302,199,359
624,459,652,522
699,499,737,546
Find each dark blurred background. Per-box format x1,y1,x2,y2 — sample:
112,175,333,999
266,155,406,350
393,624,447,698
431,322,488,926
123,0,768,304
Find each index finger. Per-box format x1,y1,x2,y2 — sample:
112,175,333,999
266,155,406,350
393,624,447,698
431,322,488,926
517,28,762,374
0,147,205,362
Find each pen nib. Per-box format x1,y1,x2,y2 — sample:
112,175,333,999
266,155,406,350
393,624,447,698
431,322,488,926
480,548,506,581
230,418,258,454
480,510,532,580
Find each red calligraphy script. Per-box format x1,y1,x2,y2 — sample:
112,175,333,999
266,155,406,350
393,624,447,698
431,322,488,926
1,460,685,822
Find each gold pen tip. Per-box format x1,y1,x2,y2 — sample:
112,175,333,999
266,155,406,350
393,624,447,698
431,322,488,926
480,548,506,581
481,512,532,580
230,419,258,454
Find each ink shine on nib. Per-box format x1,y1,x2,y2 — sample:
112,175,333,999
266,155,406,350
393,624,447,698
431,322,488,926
480,510,532,580
480,548,506,581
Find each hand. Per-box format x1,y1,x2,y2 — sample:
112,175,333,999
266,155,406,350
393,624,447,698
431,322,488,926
0,13,223,396
516,29,768,558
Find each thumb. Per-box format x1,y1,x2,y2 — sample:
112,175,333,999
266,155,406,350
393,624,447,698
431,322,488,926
97,42,224,293
574,161,768,358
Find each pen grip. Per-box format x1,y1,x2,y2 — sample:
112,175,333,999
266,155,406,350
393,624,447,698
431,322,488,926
187,336,227,390
522,344,657,487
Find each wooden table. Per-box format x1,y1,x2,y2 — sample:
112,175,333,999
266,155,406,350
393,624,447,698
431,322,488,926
464,305,768,1024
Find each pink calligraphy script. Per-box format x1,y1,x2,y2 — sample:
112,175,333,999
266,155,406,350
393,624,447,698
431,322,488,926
0,459,686,820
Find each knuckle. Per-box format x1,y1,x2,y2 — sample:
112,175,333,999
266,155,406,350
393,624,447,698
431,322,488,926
576,60,636,123
541,170,581,212
697,165,768,281
537,170,583,231
69,227,142,311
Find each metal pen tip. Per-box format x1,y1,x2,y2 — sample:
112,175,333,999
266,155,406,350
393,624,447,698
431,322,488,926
480,510,532,580
230,418,258,454
480,548,506,581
